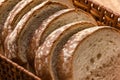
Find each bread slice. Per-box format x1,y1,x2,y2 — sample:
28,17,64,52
29,9,72,66
0,0,21,28
34,21,95,80
2,0,74,43
29,8,97,66
4,0,67,65
0,0,21,54
52,0,74,8
52,26,120,80
2,0,45,47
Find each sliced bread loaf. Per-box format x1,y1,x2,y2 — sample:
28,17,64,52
0,0,21,54
34,21,95,80
29,9,73,66
2,0,73,43
2,0,45,47
52,26,120,80
29,8,97,66
4,0,67,65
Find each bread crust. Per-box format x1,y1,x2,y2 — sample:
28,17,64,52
0,0,21,55
54,26,120,80
4,0,67,66
34,21,95,80
29,9,74,66
30,8,97,67
2,0,45,46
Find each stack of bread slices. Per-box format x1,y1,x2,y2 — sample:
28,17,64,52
1,0,120,80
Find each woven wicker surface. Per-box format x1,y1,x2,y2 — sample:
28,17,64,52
73,0,120,29
93,0,120,14
0,54,41,80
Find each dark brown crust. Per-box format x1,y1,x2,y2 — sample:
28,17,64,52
34,21,96,80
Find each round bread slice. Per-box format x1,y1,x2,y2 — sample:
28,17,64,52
4,0,67,65
52,26,120,80
2,0,45,47
34,21,95,80
0,0,21,54
29,8,97,66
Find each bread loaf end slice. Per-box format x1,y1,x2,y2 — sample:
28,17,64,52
52,26,120,80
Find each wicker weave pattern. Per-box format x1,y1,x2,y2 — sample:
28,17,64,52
0,54,40,80
73,0,120,29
